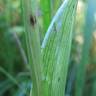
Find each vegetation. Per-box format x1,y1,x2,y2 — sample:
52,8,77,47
0,0,96,96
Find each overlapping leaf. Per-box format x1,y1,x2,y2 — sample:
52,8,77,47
41,0,78,96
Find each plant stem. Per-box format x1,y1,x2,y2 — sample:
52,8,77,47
21,0,42,96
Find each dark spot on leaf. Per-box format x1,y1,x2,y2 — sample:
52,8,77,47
30,15,36,26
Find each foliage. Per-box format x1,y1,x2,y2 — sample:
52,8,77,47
0,0,96,96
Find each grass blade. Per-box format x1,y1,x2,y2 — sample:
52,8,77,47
42,0,78,96
21,0,42,96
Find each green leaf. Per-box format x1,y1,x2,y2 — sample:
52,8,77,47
21,0,42,96
41,0,78,96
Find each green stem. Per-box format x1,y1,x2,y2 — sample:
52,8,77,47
21,0,42,96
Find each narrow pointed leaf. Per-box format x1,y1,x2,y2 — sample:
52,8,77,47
42,0,78,96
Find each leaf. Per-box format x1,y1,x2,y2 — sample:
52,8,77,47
41,0,78,96
21,0,42,96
